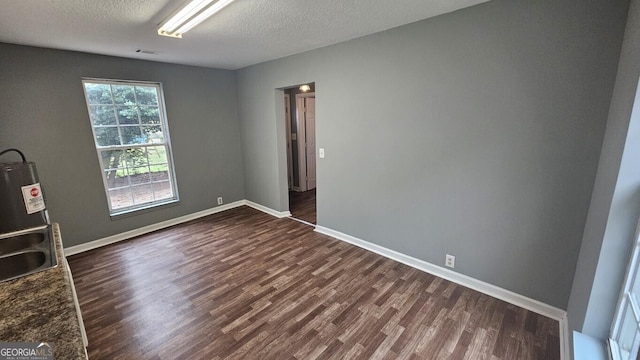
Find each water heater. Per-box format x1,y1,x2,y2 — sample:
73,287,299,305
0,149,49,233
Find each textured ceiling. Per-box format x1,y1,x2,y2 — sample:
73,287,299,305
0,0,490,70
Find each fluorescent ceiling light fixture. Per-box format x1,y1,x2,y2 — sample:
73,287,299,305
158,0,235,38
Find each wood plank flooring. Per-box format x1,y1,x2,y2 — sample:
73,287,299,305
67,206,560,359
289,189,316,224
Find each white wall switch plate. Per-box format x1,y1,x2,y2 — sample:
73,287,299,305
319,148,325,158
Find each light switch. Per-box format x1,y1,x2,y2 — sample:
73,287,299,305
319,148,325,158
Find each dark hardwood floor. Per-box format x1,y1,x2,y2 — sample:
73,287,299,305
68,206,560,359
289,189,316,224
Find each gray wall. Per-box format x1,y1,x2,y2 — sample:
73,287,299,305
0,43,245,247
568,0,640,340
236,0,628,308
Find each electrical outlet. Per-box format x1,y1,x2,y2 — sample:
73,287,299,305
217,197,223,205
445,254,455,268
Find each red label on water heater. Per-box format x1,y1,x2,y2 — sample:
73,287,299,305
21,183,46,214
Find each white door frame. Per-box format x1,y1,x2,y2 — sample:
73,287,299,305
284,94,294,190
295,92,315,192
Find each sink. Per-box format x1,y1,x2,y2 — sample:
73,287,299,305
0,251,47,281
0,232,45,255
0,225,57,282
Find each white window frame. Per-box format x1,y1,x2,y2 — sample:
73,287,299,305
81,78,179,216
609,218,640,360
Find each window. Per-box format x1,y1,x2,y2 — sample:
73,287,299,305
610,220,640,360
82,79,178,215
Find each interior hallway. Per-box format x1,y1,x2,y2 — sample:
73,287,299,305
289,189,316,225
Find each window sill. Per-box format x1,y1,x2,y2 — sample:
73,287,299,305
110,199,179,220
574,331,609,360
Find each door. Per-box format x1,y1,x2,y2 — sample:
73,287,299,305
284,94,293,190
305,97,316,190
295,93,316,191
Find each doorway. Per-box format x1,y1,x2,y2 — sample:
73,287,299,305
296,93,316,192
284,83,316,225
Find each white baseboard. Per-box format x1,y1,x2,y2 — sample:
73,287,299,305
245,200,291,218
64,200,246,256
314,225,567,322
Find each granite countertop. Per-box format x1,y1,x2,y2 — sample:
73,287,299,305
0,223,87,359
